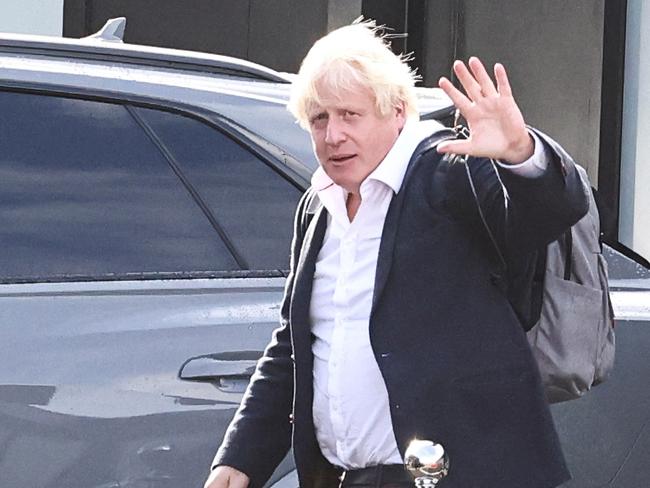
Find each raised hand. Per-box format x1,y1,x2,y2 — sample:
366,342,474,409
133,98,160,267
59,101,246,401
437,57,534,164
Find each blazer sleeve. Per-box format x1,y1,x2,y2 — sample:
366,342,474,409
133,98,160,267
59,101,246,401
211,189,313,488
499,127,589,253
447,127,589,258
445,128,589,329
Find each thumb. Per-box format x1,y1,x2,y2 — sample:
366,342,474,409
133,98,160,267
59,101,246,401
437,139,472,155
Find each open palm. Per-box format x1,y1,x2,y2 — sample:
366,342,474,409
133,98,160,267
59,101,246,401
437,57,534,164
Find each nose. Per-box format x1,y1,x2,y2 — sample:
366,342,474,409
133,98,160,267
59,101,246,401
324,118,346,145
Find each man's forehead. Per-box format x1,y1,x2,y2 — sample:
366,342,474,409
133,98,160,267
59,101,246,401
310,81,375,110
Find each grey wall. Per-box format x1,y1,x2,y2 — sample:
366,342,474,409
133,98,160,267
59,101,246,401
420,0,605,182
0,0,64,35
247,0,359,72
65,0,250,58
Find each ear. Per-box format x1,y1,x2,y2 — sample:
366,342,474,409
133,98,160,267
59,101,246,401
394,101,407,130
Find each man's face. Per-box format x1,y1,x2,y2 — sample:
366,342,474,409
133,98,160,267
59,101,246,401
308,83,406,194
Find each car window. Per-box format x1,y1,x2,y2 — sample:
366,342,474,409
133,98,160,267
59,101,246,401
134,107,301,270
207,98,320,170
0,90,240,281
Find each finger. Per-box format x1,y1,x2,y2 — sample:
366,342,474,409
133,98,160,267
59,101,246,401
494,63,513,97
204,469,229,488
228,472,250,488
438,76,472,113
436,139,475,155
205,467,250,488
468,57,497,97
452,60,484,101
204,470,224,488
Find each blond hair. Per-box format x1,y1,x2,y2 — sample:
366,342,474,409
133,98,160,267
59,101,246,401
288,20,420,129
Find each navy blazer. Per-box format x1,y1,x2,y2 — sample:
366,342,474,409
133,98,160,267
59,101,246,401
214,129,589,488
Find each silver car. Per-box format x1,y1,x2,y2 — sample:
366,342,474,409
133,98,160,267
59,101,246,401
0,19,454,488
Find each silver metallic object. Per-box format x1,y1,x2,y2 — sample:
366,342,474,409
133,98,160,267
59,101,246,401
404,439,449,487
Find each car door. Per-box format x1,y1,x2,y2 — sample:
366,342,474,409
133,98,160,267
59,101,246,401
0,89,302,488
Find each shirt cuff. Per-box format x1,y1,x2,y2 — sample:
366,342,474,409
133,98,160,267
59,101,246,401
495,130,548,178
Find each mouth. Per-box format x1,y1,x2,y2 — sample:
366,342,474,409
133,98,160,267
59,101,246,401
328,154,356,165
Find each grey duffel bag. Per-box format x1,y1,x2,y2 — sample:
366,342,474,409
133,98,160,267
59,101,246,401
526,165,615,403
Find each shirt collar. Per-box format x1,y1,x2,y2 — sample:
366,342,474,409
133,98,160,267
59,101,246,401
367,118,444,194
310,118,445,194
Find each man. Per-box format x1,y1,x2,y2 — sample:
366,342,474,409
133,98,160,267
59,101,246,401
205,22,587,488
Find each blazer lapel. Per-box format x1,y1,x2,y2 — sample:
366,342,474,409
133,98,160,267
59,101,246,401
371,189,404,316
371,131,454,316
290,204,327,345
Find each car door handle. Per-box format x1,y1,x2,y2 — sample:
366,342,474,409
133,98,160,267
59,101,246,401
179,351,261,392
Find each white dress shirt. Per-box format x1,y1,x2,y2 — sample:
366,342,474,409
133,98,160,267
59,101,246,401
309,119,547,469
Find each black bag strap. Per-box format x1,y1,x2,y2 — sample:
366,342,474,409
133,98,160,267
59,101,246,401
299,189,320,237
463,158,508,271
563,229,573,280
454,123,509,271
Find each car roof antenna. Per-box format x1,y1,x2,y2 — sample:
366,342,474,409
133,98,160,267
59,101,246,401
84,17,126,42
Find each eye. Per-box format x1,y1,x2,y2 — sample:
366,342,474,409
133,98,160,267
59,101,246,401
309,112,328,127
343,110,358,119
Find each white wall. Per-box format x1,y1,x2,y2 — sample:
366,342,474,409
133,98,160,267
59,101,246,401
0,0,64,35
620,0,650,260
